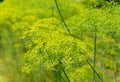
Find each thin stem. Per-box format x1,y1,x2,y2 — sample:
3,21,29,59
58,59,70,82
93,33,97,67
86,59,103,82
55,0,72,35
93,32,97,82
79,49,103,82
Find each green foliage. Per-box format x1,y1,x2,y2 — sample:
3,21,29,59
0,0,120,82
66,6,120,82
13,17,92,81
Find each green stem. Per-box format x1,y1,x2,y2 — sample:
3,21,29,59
93,33,97,67
93,32,97,82
79,49,103,82
54,0,72,35
86,59,103,82
58,59,70,82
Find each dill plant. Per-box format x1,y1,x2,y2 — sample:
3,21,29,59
15,17,92,82
1,0,120,82
14,2,120,81
66,7,120,82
